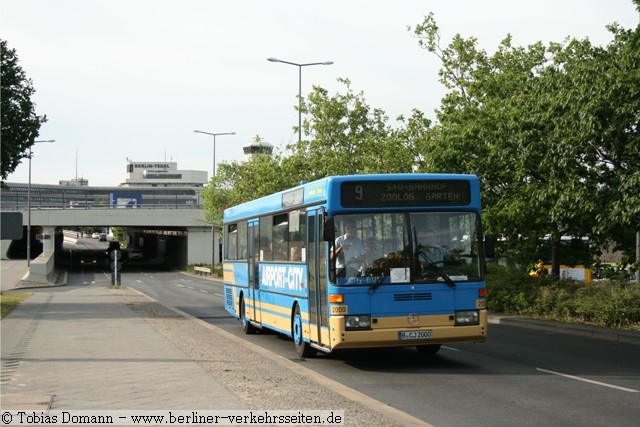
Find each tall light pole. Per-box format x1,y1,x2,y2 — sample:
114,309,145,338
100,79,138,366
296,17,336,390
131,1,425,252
267,57,333,143
27,139,55,266
193,130,235,266
193,130,236,178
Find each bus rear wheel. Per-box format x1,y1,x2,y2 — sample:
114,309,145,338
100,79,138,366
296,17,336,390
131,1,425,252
292,304,315,358
240,296,257,334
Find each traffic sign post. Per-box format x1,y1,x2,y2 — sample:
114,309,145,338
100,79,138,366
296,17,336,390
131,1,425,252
110,250,122,286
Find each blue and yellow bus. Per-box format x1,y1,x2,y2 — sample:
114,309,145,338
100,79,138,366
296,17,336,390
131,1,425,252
223,174,491,357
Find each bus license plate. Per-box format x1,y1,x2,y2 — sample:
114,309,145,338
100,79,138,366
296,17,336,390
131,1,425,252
398,330,432,340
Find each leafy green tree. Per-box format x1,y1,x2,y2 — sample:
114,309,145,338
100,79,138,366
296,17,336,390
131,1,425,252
204,79,405,231
1,39,48,185
288,78,399,179
204,153,292,230
410,15,560,269
410,9,640,275
553,23,640,261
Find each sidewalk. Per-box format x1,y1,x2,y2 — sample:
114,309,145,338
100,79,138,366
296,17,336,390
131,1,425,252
0,261,418,426
0,261,248,411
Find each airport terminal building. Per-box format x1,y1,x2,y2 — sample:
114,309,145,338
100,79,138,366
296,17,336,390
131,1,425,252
2,160,207,210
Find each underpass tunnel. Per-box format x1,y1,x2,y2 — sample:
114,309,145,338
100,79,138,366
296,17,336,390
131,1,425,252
5,222,209,273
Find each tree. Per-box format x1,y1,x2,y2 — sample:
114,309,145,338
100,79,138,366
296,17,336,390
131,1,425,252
204,152,292,230
1,39,48,185
553,21,640,275
287,78,401,179
410,9,640,275
204,79,406,231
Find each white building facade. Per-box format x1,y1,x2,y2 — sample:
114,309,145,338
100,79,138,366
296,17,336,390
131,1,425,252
120,161,208,188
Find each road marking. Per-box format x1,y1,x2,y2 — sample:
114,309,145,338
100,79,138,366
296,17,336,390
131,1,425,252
199,289,208,293
214,293,223,297
442,345,460,351
537,367,639,392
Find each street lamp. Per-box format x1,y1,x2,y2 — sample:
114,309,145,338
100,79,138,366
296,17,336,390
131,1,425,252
193,130,236,178
267,57,334,143
193,130,235,266
27,139,55,267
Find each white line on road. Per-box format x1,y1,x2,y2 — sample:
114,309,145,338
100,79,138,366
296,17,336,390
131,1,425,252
199,289,208,293
536,367,639,392
136,280,143,283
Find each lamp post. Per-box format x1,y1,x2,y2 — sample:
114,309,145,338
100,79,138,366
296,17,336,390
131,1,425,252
267,57,333,143
193,130,235,266
27,139,55,266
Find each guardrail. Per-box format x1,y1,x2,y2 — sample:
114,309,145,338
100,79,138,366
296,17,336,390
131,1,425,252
194,266,213,276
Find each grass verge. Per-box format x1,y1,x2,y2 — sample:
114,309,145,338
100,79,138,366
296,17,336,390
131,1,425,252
0,292,32,319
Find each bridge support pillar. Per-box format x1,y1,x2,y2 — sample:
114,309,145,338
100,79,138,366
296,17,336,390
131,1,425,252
187,226,213,265
37,226,56,252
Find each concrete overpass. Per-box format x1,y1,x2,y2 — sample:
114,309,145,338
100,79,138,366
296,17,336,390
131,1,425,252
3,206,216,275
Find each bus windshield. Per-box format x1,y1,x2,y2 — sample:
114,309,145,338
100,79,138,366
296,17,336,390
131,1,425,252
330,212,483,285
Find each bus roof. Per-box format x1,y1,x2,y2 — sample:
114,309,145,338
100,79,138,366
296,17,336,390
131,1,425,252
223,173,480,223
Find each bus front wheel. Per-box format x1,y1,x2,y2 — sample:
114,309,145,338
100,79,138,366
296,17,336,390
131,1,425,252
292,304,315,358
240,296,257,334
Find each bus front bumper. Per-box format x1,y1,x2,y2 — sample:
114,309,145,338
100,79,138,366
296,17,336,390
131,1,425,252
328,311,487,350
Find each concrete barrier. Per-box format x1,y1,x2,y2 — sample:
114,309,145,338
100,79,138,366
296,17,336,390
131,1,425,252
26,251,56,283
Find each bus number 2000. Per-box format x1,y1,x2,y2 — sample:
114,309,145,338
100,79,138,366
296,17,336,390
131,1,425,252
331,305,348,315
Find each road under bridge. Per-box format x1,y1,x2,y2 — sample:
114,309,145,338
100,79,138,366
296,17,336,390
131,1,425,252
2,207,216,274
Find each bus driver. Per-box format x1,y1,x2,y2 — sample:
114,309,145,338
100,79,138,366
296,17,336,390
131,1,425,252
333,221,364,277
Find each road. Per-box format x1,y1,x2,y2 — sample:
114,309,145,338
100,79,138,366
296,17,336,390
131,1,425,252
69,267,640,427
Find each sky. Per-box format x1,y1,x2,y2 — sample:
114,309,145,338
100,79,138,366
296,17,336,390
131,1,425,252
2,0,638,187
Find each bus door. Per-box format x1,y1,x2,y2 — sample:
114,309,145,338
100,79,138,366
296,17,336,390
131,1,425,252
248,220,261,324
308,210,330,350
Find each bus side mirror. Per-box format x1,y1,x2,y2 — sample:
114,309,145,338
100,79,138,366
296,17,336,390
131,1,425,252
484,234,495,259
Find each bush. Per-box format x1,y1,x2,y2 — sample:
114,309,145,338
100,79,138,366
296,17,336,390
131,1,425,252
485,263,640,330
485,264,540,314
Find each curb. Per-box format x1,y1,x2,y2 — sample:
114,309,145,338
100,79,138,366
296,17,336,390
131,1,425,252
489,315,640,346
126,286,433,427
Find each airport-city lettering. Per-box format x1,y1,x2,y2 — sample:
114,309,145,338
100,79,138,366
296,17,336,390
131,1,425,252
261,265,305,291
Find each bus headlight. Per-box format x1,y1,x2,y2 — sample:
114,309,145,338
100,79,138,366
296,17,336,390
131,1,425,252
455,310,479,325
345,315,371,330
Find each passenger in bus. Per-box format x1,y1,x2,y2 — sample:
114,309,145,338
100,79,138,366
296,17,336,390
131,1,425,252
333,221,364,277
290,246,301,261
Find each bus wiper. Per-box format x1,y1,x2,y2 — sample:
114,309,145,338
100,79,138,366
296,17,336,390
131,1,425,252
418,249,456,288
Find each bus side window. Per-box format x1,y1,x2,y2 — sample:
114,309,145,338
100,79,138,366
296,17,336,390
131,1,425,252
272,213,288,261
226,224,238,260
238,221,248,259
260,216,272,261
289,210,306,262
